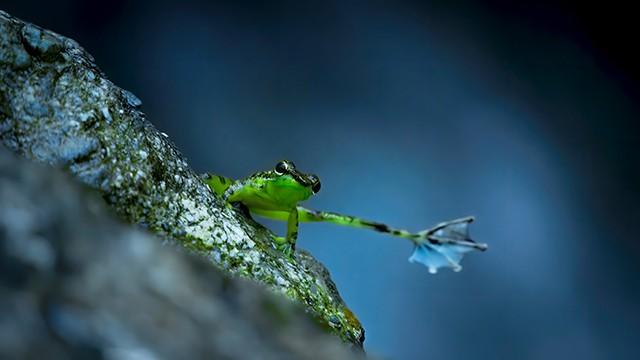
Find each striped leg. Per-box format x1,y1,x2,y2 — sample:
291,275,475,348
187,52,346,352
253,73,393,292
252,207,487,273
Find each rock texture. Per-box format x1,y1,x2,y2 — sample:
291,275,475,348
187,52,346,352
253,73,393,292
0,147,362,359
0,9,363,348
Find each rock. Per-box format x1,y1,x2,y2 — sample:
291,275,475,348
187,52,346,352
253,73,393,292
0,9,364,347
0,147,362,359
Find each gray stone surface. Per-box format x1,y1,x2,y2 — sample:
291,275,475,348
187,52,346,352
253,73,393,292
0,145,364,359
0,8,364,349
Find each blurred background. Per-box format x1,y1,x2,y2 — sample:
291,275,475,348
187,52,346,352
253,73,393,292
4,1,638,358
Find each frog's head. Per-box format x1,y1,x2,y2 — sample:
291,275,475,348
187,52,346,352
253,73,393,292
264,160,321,205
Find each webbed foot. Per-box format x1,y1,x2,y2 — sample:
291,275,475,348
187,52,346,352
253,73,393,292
409,216,487,273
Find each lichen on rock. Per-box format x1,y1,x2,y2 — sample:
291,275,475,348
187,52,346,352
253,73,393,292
0,10,364,346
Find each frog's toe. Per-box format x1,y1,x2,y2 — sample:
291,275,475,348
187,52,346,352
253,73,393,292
409,241,476,273
273,236,295,257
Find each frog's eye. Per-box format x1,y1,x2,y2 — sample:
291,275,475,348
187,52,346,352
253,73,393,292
308,174,321,194
275,161,289,175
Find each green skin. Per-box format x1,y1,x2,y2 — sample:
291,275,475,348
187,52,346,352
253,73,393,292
204,160,487,270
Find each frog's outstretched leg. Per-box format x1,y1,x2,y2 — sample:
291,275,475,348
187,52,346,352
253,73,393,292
301,209,484,248
251,207,487,273
252,207,417,238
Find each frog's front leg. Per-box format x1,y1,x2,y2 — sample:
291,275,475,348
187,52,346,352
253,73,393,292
294,207,487,273
274,207,299,256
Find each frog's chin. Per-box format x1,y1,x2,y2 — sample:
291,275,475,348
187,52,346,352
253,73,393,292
270,186,312,205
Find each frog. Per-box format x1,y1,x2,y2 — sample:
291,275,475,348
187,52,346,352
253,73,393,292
203,160,487,273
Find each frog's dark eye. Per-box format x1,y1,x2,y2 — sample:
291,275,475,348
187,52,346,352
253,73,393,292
307,174,321,193
275,161,289,175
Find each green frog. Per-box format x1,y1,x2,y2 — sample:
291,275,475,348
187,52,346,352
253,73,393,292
204,160,487,273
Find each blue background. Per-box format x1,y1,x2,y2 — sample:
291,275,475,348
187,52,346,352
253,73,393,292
5,1,639,358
